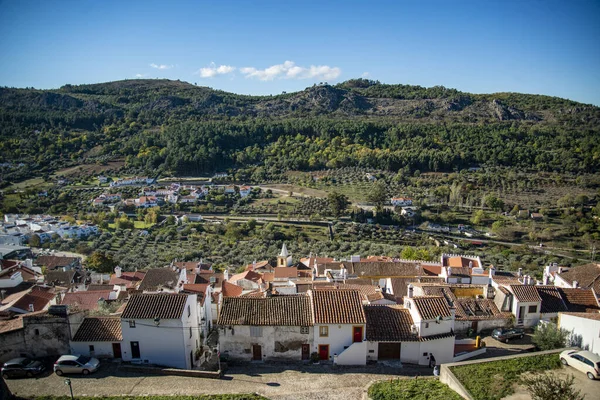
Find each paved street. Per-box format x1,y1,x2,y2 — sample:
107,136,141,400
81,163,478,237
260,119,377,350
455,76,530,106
5,362,432,400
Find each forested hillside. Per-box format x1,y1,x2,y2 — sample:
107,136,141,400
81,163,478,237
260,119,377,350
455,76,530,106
1,78,599,184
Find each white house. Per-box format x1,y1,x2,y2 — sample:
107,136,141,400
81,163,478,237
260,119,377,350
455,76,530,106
120,293,201,369
218,295,314,362
364,304,455,366
558,312,600,353
239,186,252,198
391,197,412,207
71,317,123,359
310,289,367,365
508,285,541,327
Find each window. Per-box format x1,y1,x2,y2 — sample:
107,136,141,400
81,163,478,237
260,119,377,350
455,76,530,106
34,329,39,336
425,322,429,328
187,305,191,318
250,326,263,337
189,327,192,338
528,305,537,313
300,326,309,334
129,320,136,328
423,352,428,357
89,345,95,353
406,301,411,309
319,326,329,337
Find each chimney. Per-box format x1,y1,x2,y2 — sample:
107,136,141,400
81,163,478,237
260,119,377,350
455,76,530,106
488,265,496,278
447,266,452,276
0,290,6,300
115,266,122,278
573,280,578,288
407,284,414,298
542,273,549,285
469,260,473,268
518,268,523,277
28,304,34,312
558,267,563,274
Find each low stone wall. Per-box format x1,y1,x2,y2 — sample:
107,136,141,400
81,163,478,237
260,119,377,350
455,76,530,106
440,348,565,400
453,347,486,363
120,364,222,379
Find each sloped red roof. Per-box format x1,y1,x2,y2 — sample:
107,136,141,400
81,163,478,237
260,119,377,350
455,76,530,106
11,287,55,312
61,290,113,310
221,281,243,298
311,289,366,324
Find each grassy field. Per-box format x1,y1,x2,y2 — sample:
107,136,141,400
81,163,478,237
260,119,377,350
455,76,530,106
450,353,562,400
5,177,49,191
368,378,462,400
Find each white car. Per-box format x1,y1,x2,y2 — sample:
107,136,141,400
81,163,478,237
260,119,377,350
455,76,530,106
560,349,600,380
54,355,100,376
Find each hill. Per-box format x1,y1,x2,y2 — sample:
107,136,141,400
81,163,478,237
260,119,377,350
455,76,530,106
0,78,599,183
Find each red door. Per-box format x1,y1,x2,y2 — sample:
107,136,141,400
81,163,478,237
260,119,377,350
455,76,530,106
319,345,329,360
353,326,363,343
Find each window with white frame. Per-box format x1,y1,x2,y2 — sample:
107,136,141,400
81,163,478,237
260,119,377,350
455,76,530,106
250,326,263,337
129,320,136,328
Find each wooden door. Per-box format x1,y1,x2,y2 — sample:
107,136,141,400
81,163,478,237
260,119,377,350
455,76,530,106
252,345,262,361
130,341,140,359
319,345,329,360
378,343,401,360
471,321,478,332
353,326,363,343
301,344,310,360
112,343,122,358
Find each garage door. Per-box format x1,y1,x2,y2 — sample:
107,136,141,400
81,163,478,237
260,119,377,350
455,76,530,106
378,343,401,360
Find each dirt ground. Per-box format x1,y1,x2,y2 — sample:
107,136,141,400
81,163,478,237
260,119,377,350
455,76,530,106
503,366,599,400
5,362,433,400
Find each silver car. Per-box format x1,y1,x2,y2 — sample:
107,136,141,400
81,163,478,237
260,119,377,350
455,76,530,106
560,349,600,380
53,355,100,376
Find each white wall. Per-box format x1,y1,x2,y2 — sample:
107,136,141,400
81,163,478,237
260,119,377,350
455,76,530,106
70,341,115,358
219,325,312,361
559,314,600,354
419,336,455,366
512,300,540,327
121,295,200,369
334,341,366,365
313,323,365,361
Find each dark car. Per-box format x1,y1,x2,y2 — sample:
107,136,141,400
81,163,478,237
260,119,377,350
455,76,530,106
492,327,525,343
1,358,45,379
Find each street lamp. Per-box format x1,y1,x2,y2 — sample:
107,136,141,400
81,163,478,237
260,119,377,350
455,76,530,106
64,378,74,400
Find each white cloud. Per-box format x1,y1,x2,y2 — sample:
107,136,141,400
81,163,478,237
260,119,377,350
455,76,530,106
361,72,370,78
240,61,341,81
135,74,147,78
196,63,236,78
150,63,174,70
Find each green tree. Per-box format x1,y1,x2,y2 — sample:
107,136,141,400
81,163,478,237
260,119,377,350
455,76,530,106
471,210,486,225
531,322,568,350
367,182,388,210
28,234,41,247
328,191,350,217
484,194,505,211
86,251,117,273
521,373,584,400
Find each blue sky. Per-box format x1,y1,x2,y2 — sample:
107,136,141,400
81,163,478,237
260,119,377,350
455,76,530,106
0,0,599,105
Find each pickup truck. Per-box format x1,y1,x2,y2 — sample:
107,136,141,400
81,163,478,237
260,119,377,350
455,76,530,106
491,327,525,343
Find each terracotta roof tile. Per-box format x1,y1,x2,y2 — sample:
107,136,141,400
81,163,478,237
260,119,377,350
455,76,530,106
72,317,122,341
0,316,24,333
509,285,542,302
536,286,568,313
218,295,312,326
454,299,506,320
311,289,366,324
221,281,243,298
45,270,76,286
121,293,188,319
558,263,600,292
274,267,298,279
11,287,55,312
109,271,146,288
364,305,418,341
411,296,451,320
138,268,180,291
35,255,79,270
348,261,423,278
229,270,263,284
241,290,268,298
445,256,479,269
61,290,113,311
558,288,600,312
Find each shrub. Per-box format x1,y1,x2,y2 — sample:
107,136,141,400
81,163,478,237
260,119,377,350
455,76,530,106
531,322,568,350
521,372,585,400
368,378,462,400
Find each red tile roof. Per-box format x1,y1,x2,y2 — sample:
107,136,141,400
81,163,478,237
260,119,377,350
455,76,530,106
229,270,263,284
72,317,122,341
364,305,418,341
221,281,243,298
274,267,298,279
411,296,452,320
109,271,146,288
311,289,366,324
11,287,55,312
558,288,600,312
536,286,568,313
560,312,600,321
454,299,507,320
61,290,113,311
35,255,79,270
182,283,210,305
122,293,189,320
138,268,180,291
509,285,542,303
218,295,313,326
557,263,600,293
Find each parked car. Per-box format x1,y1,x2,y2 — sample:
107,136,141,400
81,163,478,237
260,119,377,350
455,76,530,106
53,355,100,376
1,358,45,379
491,327,525,343
560,349,600,380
